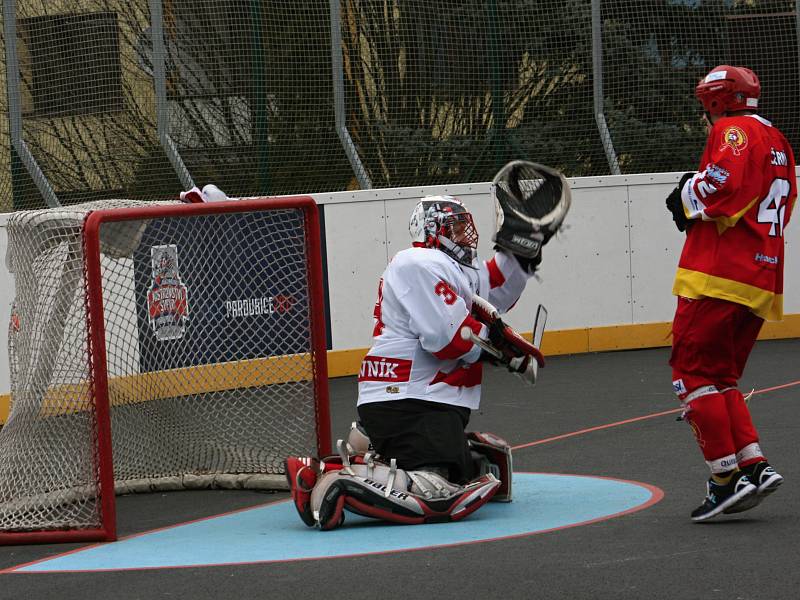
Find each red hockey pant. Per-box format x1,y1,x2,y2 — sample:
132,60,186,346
669,296,764,472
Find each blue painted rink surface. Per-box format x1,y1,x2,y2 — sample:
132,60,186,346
15,473,662,573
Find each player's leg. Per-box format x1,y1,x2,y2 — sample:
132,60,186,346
467,431,513,501
723,307,783,502
309,460,500,530
670,297,757,521
357,399,475,484
285,455,346,527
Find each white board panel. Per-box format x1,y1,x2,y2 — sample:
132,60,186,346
783,206,800,314
323,201,388,350
0,172,796,398
628,181,684,324
529,185,633,330
0,224,11,388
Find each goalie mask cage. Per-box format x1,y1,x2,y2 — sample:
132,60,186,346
0,197,331,545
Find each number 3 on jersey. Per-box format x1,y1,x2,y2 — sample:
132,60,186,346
434,281,457,305
758,178,790,237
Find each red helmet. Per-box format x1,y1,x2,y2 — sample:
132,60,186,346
695,65,760,117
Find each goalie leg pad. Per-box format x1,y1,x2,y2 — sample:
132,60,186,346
468,431,513,502
308,462,500,529
284,456,321,527
285,449,353,528
309,471,348,530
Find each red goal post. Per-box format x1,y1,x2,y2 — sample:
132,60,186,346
0,196,331,545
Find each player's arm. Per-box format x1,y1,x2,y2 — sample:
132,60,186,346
481,250,534,314
462,294,545,384
397,262,486,363
782,143,798,229
679,123,751,224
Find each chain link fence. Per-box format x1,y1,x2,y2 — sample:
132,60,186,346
1,0,798,211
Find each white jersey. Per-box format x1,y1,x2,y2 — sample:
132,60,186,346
357,247,533,410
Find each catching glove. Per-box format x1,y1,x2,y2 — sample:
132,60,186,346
492,161,571,259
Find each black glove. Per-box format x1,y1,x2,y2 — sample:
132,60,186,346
486,318,508,350
494,244,542,274
492,162,569,259
513,248,542,274
665,172,695,232
479,318,525,369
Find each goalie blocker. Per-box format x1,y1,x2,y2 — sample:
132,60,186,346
285,424,513,529
462,294,547,386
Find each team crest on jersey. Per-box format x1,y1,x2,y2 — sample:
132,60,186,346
705,163,730,185
719,125,748,156
147,245,189,341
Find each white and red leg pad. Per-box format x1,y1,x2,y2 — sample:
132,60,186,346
308,461,500,530
284,456,321,527
468,431,513,501
284,455,350,527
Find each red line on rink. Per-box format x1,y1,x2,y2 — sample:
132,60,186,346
511,379,800,451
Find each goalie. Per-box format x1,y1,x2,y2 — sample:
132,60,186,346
286,162,570,529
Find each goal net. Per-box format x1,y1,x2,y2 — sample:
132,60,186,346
0,197,330,544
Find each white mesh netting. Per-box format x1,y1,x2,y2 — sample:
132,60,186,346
0,199,325,534
1,1,798,210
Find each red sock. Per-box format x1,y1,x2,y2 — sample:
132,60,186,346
721,388,763,467
684,390,737,472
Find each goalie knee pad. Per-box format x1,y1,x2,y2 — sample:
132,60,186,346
345,421,373,455
308,459,500,530
468,431,513,501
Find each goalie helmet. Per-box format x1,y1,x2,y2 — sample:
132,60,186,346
409,195,479,267
695,65,760,118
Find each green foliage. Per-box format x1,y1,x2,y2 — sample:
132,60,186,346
2,0,797,208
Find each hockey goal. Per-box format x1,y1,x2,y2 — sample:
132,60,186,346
0,197,331,544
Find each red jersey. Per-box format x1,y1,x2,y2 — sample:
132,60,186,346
674,114,797,320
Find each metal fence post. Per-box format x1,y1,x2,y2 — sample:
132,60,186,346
592,0,621,175
251,0,270,195
329,0,372,189
3,0,60,207
149,0,195,191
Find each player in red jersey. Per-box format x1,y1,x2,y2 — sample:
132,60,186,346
665,65,796,521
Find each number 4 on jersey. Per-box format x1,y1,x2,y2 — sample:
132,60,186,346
758,178,790,237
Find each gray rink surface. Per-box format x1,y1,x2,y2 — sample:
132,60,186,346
1,338,798,600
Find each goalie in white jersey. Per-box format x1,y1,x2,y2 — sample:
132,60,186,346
284,162,570,529
356,195,539,484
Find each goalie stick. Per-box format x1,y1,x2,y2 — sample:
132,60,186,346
470,294,545,367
